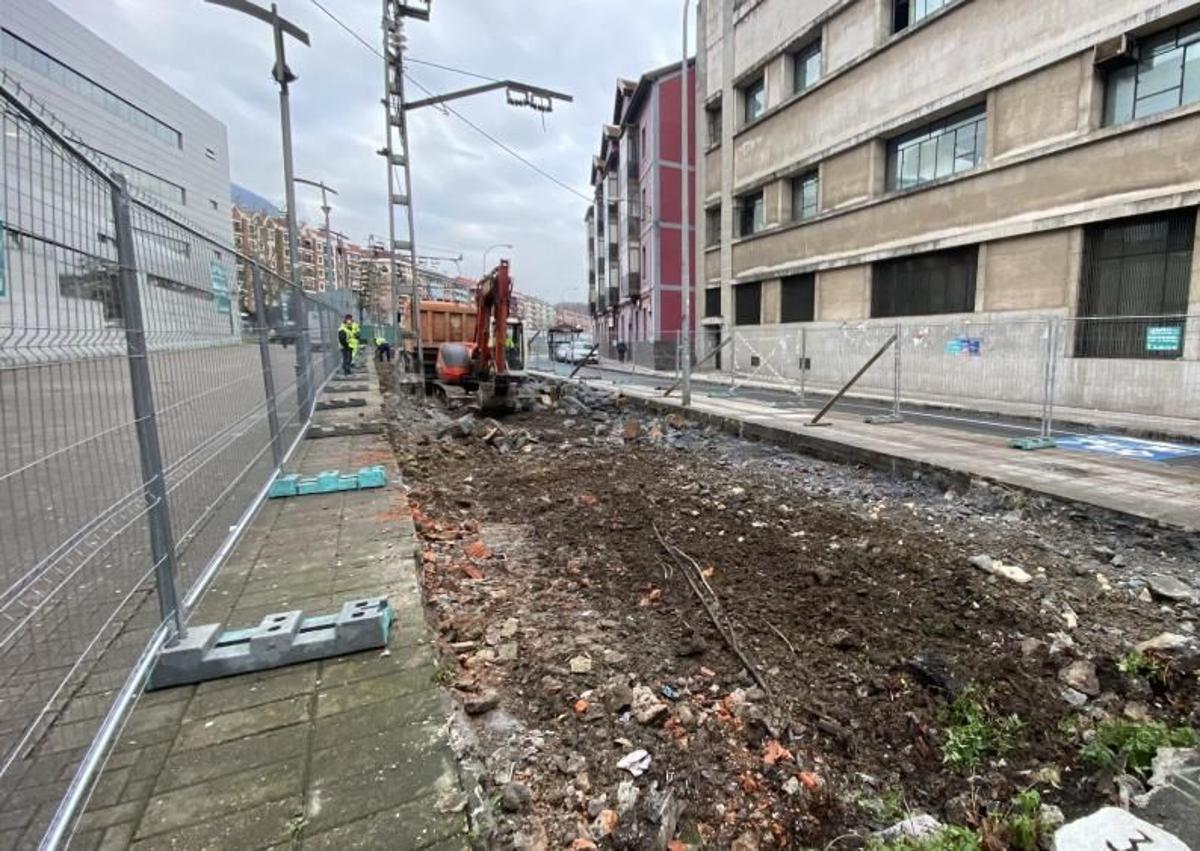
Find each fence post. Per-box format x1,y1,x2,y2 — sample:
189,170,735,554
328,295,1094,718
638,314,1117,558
293,289,313,420
799,326,807,404
110,176,184,641
252,265,284,468
1041,318,1060,437
893,321,902,418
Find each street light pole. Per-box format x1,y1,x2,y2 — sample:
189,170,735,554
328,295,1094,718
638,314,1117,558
483,243,513,275
680,0,693,408
205,0,313,417
294,177,339,290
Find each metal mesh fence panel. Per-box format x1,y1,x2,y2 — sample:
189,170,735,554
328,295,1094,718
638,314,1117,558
0,75,343,846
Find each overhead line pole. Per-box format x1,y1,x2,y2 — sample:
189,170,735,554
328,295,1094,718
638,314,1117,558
294,176,339,290
205,0,314,418
379,0,571,400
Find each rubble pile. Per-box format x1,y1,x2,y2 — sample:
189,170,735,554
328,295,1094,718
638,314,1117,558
380,373,1200,848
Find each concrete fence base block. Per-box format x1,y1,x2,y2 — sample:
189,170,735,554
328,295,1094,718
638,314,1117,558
1053,807,1187,851
148,598,393,690
315,398,368,411
305,422,387,439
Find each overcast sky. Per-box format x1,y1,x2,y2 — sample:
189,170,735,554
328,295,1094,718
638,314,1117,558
49,0,688,303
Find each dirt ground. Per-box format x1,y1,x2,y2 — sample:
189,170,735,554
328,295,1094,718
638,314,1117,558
383,377,1199,850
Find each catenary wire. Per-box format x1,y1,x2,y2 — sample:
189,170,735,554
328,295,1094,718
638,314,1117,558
306,0,588,201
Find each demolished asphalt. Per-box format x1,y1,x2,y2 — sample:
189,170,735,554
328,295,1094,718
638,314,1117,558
381,374,1200,849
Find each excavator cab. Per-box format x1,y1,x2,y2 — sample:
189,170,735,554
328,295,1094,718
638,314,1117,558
505,319,526,372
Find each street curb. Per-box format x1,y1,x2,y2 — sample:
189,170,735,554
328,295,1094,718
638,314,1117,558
538,374,1193,534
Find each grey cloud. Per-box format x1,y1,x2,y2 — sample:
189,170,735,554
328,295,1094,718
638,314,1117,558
51,0,686,300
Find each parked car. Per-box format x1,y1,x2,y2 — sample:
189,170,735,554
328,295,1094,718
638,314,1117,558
565,340,599,364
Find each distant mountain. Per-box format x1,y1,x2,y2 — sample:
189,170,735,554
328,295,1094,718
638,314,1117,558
230,184,282,217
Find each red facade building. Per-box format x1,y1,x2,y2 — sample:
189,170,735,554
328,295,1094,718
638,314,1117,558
587,60,696,368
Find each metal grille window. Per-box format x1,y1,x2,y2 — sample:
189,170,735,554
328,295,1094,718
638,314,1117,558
706,206,721,247
791,171,819,221
780,274,815,323
1104,17,1200,126
737,191,764,238
871,246,978,317
734,281,762,325
1075,209,1195,359
706,102,722,146
793,41,822,93
893,0,949,33
1,30,182,147
887,105,986,191
704,286,722,318
743,76,765,123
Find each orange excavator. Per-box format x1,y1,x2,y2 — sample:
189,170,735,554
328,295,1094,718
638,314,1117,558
433,259,524,413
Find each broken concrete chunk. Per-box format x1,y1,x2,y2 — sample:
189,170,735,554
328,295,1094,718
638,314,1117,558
568,655,593,674
630,685,669,725
1058,660,1100,697
875,815,942,843
1147,575,1195,603
1053,806,1187,851
1135,633,1192,654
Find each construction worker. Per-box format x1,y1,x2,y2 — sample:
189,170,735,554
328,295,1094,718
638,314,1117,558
349,318,361,364
338,315,354,375
375,334,392,363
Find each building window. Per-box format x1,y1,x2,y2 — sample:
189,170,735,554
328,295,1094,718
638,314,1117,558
887,104,986,192
706,102,722,147
1074,209,1195,359
793,41,822,94
791,171,819,221
80,144,186,205
893,0,949,33
742,76,765,123
734,281,762,325
780,274,815,323
1,30,182,148
737,191,764,238
706,206,721,248
1104,17,1200,126
871,246,978,317
704,287,722,318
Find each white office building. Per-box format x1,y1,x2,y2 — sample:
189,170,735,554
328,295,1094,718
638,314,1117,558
1,0,231,237
1,0,234,358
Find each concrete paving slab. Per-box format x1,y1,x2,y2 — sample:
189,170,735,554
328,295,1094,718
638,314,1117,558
75,362,471,849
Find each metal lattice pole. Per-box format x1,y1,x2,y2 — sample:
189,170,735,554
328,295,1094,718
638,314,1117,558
382,2,425,394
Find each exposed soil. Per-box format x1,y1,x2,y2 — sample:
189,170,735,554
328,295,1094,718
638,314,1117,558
383,377,1200,850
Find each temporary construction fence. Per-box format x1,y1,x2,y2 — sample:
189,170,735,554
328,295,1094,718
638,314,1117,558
719,314,1200,437
0,75,349,846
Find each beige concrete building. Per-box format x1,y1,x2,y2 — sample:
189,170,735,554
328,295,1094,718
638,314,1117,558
697,0,1200,418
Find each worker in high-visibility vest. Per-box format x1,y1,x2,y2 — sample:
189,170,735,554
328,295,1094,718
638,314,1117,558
349,320,361,363
375,335,392,363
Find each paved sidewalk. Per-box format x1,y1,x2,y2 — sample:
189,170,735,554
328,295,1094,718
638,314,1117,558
69,366,470,850
563,373,1200,531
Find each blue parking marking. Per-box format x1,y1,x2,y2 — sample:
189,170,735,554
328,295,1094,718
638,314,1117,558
1054,434,1200,462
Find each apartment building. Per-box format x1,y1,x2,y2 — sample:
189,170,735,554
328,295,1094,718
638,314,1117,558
587,61,696,369
698,0,1200,408
513,291,557,333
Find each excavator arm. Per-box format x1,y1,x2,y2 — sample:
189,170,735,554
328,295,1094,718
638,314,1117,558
471,260,511,379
